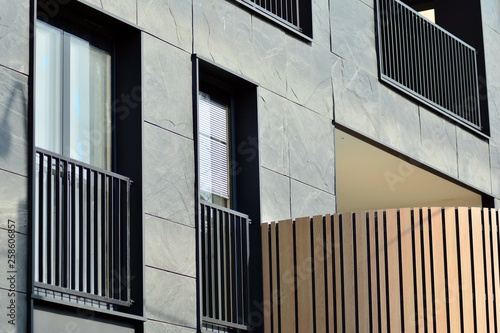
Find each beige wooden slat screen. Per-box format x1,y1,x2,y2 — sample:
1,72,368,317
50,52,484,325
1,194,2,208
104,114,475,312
262,207,500,333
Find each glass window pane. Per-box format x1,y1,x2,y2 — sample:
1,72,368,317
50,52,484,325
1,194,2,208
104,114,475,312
35,22,63,154
68,35,111,170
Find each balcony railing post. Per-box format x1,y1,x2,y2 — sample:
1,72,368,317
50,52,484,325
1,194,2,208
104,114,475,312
34,148,132,306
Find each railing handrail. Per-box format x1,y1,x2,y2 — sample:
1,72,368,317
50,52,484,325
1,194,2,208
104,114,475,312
200,200,251,221
35,146,130,183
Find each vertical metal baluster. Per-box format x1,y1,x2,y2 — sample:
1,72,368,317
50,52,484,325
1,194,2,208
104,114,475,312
46,155,52,285
87,169,93,295
70,163,76,290
37,153,44,283
55,157,61,287
79,165,85,292
244,216,251,326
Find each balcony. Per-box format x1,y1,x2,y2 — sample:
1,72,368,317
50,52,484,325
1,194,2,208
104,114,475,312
199,202,252,332
376,0,481,130
34,148,131,307
261,207,500,332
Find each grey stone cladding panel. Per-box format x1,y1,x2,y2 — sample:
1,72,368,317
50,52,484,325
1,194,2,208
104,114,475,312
144,215,196,278
285,37,334,118
457,128,491,193
260,168,291,223
481,0,500,34
312,0,332,49
288,103,335,193
0,0,29,74
145,320,197,333
258,89,290,176
491,141,500,198
291,180,336,218
145,267,196,329
252,17,287,97
330,0,378,76
0,171,28,234
483,27,500,140
142,34,193,139
418,108,458,177
77,0,137,23
0,67,28,177
193,0,255,80
333,58,420,157
0,228,27,293
138,0,192,52
0,290,27,333
143,123,195,227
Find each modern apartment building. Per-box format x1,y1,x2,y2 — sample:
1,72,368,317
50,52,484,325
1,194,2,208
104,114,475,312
0,0,499,332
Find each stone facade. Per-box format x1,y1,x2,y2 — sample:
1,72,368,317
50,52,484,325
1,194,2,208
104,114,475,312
0,0,498,332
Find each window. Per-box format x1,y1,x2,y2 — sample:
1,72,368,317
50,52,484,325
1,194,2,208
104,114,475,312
195,59,262,332
36,20,112,170
33,1,143,314
198,89,231,207
234,0,312,37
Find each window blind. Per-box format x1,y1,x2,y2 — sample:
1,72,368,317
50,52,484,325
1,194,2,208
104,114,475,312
198,93,230,199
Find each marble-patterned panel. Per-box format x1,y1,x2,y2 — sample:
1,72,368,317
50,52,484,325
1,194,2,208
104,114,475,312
291,180,336,218
144,215,196,277
138,0,192,52
145,320,196,333
0,67,28,176
288,103,335,193
258,89,290,175
142,34,193,139
193,0,255,80
457,129,491,193
418,107,458,177
490,141,500,198
145,267,196,329
0,0,29,74
330,0,378,76
143,123,195,227
0,171,27,234
252,17,287,96
260,168,291,223
286,38,334,118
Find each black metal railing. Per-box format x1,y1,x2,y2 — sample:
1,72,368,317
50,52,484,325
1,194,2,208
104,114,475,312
240,0,300,30
199,202,251,332
376,0,481,129
34,148,131,306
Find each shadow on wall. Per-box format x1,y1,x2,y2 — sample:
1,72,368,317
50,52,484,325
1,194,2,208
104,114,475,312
0,80,27,158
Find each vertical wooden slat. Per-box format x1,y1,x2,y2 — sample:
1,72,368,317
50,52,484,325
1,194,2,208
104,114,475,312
270,222,279,333
413,208,425,333
333,213,343,332
369,210,379,333
377,210,388,333
325,214,334,333
444,208,461,333
471,207,487,332
278,219,296,333
458,207,474,332
295,217,314,333
430,207,448,333
261,223,271,333
356,211,370,333
342,213,356,333
400,208,416,333
386,209,402,333
313,215,327,333
422,208,435,333
484,208,495,332
491,211,500,333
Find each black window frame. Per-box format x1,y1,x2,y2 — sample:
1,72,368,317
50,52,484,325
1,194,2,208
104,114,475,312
194,56,264,332
31,0,144,319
